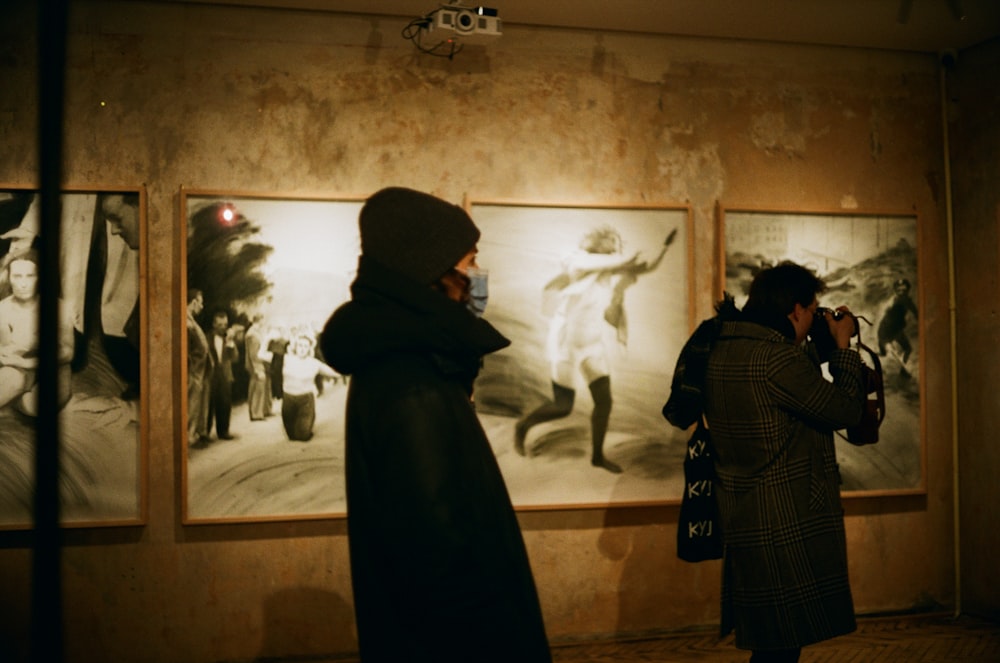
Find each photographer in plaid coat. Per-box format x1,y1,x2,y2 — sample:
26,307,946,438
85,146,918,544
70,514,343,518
703,262,866,663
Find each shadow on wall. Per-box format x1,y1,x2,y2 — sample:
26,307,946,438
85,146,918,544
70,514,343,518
598,472,722,638
257,587,358,661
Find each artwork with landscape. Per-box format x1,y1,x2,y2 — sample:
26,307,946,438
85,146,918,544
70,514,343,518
721,208,924,493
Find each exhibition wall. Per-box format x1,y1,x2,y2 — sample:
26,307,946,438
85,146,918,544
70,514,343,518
0,1,995,660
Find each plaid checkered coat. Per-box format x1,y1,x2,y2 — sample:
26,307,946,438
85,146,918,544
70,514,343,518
704,319,865,650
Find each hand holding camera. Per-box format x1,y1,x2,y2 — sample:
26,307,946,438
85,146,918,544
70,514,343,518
809,306,858,360
820,307,857,348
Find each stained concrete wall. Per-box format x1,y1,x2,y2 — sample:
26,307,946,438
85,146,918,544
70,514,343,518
0,1,966,661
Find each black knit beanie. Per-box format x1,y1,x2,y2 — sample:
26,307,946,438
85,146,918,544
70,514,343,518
359,187,480,285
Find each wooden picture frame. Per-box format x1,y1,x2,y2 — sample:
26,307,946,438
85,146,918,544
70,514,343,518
0,185,147,529
467,199,694,509
718,205,926,495
179,189,365,523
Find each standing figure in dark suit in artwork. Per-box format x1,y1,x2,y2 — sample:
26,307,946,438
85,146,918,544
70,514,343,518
207,308,239,441
186,289,213,447
268,326,289,401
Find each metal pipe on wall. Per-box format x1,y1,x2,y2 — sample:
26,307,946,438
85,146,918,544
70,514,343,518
938,55,961,617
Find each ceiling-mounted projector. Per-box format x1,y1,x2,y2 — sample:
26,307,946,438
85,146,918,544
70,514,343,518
423,4,502,44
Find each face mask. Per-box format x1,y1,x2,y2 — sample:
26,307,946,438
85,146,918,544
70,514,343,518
465,267,489,317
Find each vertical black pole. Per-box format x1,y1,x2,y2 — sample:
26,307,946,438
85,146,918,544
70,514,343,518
32,1,68,662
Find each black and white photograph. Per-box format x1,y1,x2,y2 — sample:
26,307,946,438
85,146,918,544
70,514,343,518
721,207,924,493
469,201,693,509
0,186,145,529
181,191,364,523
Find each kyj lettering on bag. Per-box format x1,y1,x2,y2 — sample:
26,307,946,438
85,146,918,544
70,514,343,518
687,438,709,459
687,520,714,539
686,478,713,499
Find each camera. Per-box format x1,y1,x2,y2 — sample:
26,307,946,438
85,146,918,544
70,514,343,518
809,307,857,360
816,306,855,325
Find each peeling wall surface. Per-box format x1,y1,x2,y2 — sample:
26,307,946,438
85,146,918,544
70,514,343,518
0,1,971,661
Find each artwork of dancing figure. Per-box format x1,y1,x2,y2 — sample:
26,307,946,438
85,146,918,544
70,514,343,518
515,225,677,473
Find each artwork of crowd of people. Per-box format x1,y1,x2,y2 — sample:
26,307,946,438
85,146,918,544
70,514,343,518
186,293,339,448
184,199,346,451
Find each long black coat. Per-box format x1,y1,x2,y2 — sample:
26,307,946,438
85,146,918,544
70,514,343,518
704,318,865,651
321,256,551,663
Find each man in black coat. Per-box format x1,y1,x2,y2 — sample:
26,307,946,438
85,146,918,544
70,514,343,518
321,187,551,662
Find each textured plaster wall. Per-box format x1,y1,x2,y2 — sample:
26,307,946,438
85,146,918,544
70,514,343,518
0,1,961,661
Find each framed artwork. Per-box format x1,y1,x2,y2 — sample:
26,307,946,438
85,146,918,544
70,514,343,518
719,206,925,495
467,199,694,510
180,189,365,523
0,185,147,529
